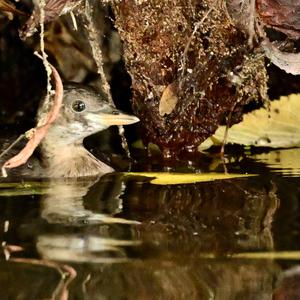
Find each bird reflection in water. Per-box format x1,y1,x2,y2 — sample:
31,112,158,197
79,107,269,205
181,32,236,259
0,165,287,299
3,83,142,263
35,174,281,299
39,176,141,263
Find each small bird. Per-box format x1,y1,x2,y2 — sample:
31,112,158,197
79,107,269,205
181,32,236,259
38,84,139,177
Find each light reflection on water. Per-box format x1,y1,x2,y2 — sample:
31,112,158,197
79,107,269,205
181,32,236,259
253,148,300,176
0,149,300,299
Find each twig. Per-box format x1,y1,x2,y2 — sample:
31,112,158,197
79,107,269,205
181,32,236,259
38,0,52,115
247,0,256,47
0,134,25,160
83,0,112,104
180,5,216,80
0,0,56,175
1,64,63,177
70,11,78,30
220,111,233,156
82,0,131,158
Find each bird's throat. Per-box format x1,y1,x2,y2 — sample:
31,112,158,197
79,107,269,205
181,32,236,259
42,144,114,177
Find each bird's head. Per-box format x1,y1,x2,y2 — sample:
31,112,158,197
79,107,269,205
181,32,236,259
40,84,139,146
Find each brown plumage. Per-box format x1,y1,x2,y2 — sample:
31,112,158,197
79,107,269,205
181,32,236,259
38,84,139,177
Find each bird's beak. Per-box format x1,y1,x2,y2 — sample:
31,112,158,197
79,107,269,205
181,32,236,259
101,112,140,126
87,110,140,126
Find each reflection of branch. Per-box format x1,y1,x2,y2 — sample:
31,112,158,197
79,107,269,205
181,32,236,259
11,258,77,300
2,243,24,261
1,64,63,177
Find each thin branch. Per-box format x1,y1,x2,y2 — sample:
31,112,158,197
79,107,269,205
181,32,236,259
0,134,25,160
38,0,53,117
220,111,233,156
180,5,216,80
83,0,113,104
82,0,131,158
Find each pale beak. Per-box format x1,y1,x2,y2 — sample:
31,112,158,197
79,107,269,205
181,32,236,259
86,110,140,126
100,110,140,126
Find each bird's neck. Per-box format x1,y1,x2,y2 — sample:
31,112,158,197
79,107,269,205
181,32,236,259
41,142,114,177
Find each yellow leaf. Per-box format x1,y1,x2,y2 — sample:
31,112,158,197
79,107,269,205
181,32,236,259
124,172,254,185
231,251,300,260
198,251,300,260
199,94,300,150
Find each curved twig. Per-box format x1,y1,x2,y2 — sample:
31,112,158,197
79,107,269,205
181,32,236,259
1,65,63,176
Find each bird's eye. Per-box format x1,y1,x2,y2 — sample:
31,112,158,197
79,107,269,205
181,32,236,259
72,100,86,112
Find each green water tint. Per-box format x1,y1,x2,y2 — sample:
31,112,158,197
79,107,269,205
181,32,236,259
0,148,300,299
0,181,48,196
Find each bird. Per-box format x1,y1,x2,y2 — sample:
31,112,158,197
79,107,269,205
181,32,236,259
0,84,139,227
37,84,139,178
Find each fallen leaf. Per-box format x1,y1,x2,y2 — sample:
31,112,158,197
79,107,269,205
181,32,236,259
124,172,254,185
158,82,178,116
0,0,26,16
256,0,300,39
191,251,300,260
230,251,300,260
199,93,300,150
19,0,81,40
262,39,300,75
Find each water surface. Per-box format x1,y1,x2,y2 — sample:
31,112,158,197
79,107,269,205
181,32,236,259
1,148,300,299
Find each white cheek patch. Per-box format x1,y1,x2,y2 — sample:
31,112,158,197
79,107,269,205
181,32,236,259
47,123,85,145
84,114,108,132
69,122,86,133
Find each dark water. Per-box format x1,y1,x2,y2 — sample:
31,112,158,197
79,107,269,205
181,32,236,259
1,148,300,299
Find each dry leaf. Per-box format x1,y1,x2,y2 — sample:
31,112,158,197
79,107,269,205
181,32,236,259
256,0,300,40
0,0,26,16
158,82,178,116
262,39,300,75
20,0,81,39
231,251,300,260
199,93,300,150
